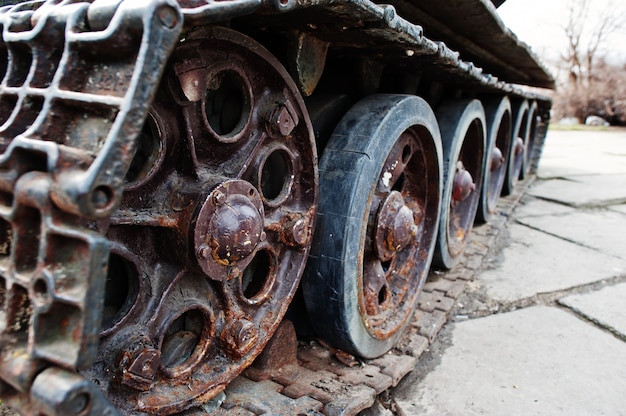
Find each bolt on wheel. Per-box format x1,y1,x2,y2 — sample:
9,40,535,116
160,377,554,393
303,94,442,359
433,99,486,269
476,96,512,223
86,27,317,414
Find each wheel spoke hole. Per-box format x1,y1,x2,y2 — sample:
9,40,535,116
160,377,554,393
204,70,250,140
401,144,412,164
391,172,405,192
241,250,273,300
102,253,139,333
381,260,391,273
378,285,389,306
125,113,162,186
260,149,293,204
161,309,204,369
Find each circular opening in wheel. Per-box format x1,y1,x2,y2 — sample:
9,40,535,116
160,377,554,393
259,148,293,205
160,308,208,372
241,249,275,302
101,252,139,334
125,113,163,186
203,70,251,141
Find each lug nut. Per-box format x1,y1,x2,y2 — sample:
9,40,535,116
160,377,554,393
268,104,298,137
212,190,226,206
221,319,259,359
118,348,161,391
279,215,310,247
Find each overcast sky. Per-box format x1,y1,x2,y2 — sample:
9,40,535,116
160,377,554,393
497,0,626,64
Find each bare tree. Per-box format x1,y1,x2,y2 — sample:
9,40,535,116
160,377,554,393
555,0,626,123
562,0,624,88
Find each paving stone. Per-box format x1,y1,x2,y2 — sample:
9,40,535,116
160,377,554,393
512,195,576,218
479,222,626,303
518,209,626,260
529,174,626,207
609,203,626,214
536,129,626,178
559,282,626,338
393,306,626,416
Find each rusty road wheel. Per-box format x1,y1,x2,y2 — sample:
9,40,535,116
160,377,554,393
433,99,486,270
86,27,317,414
521,100,539,179
303,95,442,359
476,96,512,223
503,99,529,195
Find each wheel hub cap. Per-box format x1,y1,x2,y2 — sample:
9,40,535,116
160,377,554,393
195,180,265,279
452,161,475,202
490,146,505,171
375,191,419,261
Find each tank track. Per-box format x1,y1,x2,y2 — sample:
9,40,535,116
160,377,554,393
200,176,532,416
0,1,549,415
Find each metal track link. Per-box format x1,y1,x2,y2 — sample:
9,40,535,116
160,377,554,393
203,177,534,416
0,1,183,413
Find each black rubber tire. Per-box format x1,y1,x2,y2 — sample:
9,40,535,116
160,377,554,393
503,99,529,195
302,94,442,358
476,96,512,223
521,100,539,179
432,99,486,270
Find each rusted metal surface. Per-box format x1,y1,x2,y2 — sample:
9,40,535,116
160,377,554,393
447,149,482,259
362,130,435,340
236,0,553,100
0,1,317,414
90,25,317,414
287,32,330,97
0,0,182,414
383,0,555,88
